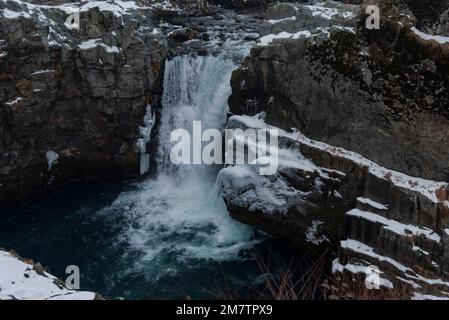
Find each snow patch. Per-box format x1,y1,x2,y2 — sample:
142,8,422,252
411,27,449,44
305,4,339,20
258,30,312,46
5,97,23,106
346,208,441,243
229,114,448,204
356,197,388,210
412,292,449,300
332,258,394,289
45,150,59,172
0,250,96,300
268,16,296,24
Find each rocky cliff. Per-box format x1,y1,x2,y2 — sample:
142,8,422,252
221,0,449,298
0,0,167,203
229,0,449,181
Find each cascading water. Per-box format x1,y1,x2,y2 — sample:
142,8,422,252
92,45,260,296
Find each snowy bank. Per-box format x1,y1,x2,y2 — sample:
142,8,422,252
0,250,99,300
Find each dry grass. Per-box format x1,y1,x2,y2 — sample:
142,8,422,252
322,273,413,300
200,246,445,300
203,246,331,300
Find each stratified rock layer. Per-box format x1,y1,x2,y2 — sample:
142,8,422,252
220,114,449,297
0,1,167,203
223,1,449,298
229,1,449,181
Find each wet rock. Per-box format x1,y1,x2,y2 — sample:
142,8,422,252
169,27,198,41
201,32,210,41
32,263,45,276
224,0,449,297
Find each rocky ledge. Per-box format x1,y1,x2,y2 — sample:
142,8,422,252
0,0,167,203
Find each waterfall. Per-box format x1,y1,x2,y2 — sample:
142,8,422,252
157,52,244,172
99,45,256,281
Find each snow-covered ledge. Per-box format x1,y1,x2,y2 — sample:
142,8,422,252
219,113,449,299
0,250,100,300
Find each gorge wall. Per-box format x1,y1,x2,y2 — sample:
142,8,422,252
229,1,449,182
221,0,449,298
3,0,449,299
0,1,167,203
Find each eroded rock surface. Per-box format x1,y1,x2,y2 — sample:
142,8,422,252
222,0,449,298
229,1,449,181
0,1,167,203
219,113,449,298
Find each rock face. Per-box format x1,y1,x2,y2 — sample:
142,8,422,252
220,113,449,297
0,1,167,203
229,1,449,181
222,1,449,297
208,0,276,10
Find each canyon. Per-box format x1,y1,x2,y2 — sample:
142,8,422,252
2,0,449,300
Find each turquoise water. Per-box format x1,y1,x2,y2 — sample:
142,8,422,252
0,181,279,299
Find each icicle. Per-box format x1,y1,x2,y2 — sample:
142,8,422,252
136,104,156,175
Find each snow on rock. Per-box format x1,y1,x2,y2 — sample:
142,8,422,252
77,38,102,50
356,197,388,211
148,0,180,12
219,113,449,236
346,208,441,243
289,129,448,204
227,114,448,204
221,113,449,296
412,292,449,300
340,239,449,289
0,250,97,300
45,150,59,172
5,97,23,106
411,27,449,44
79,0,143,16
78,38,121,53
218,112,327,216
217,164,303,215
258,30,313,46
304,3,339,20
305,220,330,245
267,16,296,25
341,239,413,274
259,1,358,45
0,0,152,49
331,258,394,289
